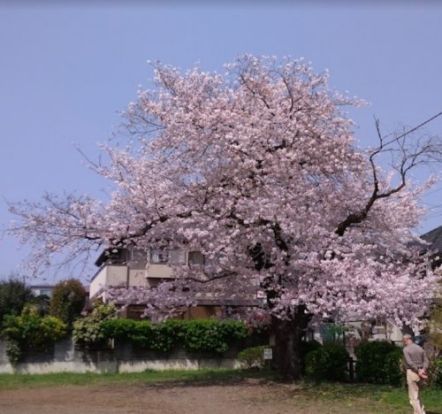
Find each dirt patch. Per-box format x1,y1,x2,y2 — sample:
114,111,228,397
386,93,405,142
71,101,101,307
0,382,392,414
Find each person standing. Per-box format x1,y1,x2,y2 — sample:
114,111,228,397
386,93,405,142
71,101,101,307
403,334,429,414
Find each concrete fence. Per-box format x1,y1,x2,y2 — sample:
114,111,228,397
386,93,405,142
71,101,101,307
0,338,241,375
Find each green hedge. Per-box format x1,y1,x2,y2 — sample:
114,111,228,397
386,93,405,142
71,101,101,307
355,341,402,385
305,343,349,382
433,358,442,388
237,346,266,368
300,340,322,372
72,304,116,350
101,319,181,353
181,319,248,354
1,310,67,364
76,317,249,355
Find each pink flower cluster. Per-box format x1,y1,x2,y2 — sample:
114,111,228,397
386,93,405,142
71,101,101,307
9,56,440,327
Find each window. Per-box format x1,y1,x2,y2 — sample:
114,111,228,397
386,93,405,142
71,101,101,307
149,249,169,264
129,249,147,264
188,251,205,266
169,249,186,265
147,278,168,288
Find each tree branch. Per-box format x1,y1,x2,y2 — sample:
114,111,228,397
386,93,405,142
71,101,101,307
336,113,442,236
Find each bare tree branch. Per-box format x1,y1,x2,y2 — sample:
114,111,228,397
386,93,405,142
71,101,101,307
336,112,442,236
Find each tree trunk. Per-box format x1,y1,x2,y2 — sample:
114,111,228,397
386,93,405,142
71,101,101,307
271,306,310,380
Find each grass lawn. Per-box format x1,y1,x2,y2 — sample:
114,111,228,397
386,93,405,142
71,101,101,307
0,368,270,389
1,369,442,414
298,382,442,414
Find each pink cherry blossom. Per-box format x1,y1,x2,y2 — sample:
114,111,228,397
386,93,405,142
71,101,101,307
8,55,441,333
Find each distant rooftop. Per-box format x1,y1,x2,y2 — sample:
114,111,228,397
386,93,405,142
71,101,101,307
421,225,442,253
29,284,54,289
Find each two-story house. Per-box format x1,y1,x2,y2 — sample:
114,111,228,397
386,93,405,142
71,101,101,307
89,247,258,319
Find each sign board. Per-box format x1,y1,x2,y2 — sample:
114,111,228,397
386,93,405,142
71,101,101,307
263,347,273,360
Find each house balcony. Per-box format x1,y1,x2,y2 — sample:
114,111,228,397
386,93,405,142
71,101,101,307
89,262,176,300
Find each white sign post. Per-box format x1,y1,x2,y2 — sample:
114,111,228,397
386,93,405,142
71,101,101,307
263,347,273,370
263,347,273,360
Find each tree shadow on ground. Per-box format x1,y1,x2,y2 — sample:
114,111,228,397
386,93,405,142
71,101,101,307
137,368,280,389
142,375,272,389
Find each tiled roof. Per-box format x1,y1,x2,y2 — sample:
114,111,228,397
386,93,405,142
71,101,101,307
421,225,442,253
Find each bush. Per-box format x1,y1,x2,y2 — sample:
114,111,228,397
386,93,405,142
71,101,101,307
429,303,442,351
49,279,87,326
300,339,322,374
384,348,404,386
28,294,50,316
1,308,67,364
101,318,139,341
127,319,247,354
101,319,180,353
76,316,249,355
305,343,349,382
151,320,184,352
180,319,248,354
125,321,157,348
238,346,265,368
300,340,322,359
72,304,116,350
355,341,402,385
431,358,442,388
0,277,33,327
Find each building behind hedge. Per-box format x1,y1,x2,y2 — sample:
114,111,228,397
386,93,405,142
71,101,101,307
89,247,260,319
89,225,442,340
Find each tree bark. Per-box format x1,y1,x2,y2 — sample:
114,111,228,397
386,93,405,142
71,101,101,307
271,306,310,380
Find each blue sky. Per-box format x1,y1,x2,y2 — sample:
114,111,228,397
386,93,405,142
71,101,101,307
1,3,442,282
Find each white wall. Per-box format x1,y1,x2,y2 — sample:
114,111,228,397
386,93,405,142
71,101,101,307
0,337,241,375
146,263,174,279
89,265,128,298
129,268,148,287
90,248,194,299
0,358,241,375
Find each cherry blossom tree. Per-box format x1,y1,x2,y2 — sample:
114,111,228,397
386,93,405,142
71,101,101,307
8,56,442,379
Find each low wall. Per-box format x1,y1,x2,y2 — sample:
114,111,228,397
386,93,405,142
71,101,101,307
0,338,241,375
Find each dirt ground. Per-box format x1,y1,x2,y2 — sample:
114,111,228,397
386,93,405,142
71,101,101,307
0,382,401,414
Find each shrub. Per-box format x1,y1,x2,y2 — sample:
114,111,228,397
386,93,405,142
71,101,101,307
0,277,33,327
300,339,322,374
238,345,265,368
300,340,322,358
430,358,442,388
152,320,184,352
28,294,50,316
72,304,116,350
355,341,402,385
76,316,249,355
126,321,157,348
49,279,87,326
429,303,442,352
101,319,180,352
1,308,67,364
305,343,349,382
101,318,139,341
180,319,248,354
383,348,404,386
